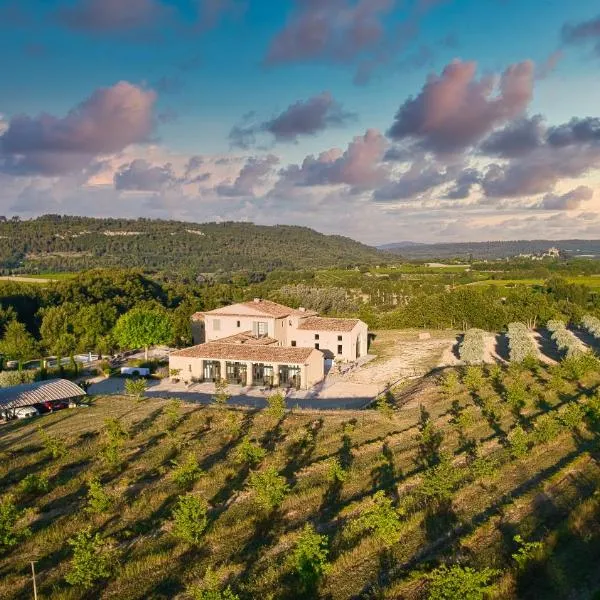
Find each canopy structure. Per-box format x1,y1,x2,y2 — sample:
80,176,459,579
0,379,86,410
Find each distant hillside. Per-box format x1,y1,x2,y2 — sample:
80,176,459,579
0,216,388,274
380,239,600,260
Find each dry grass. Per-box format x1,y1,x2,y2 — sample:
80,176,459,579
0,361,599,599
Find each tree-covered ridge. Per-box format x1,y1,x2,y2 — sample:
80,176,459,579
0,215,387,273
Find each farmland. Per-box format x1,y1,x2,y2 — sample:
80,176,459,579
1,355,600,599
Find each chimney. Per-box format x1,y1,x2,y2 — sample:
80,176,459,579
253,298,261,303
299,307,306,312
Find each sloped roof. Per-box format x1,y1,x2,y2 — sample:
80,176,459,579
0,379,86,409
171,343,321,364
216,331,278,346
202,299,317,319
296,317,361,332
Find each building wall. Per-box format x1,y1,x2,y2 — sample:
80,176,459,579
205,315,277,342
169,352,325,390
291,322,369,361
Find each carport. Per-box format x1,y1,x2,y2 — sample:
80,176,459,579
0,379,87,415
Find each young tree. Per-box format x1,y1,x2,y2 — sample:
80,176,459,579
0,320,38,369
171,453,204,489
171,494,209,546
349,490,404,547
290,524,330,590
124,377,147,401
507,425,530,459
188,568,240,600
85,478,113,515
0,495,30,552
19,473,50,496
426,564,498,600
65,528,117,588
101,418,128,470
248,467,290,511
113,305,173,360
266,391,286,419
38,426,67,460
234,437,266,467
213,379,230,406
327,458,348,483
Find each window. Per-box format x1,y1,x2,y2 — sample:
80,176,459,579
213,319,221,331
291,340,296,347
236,320,241,328
253,321,268,337
188,364,192,372
289,320,292,326
337,345,343,355
315,334,320,340
315,343,320,350
338,335,343,341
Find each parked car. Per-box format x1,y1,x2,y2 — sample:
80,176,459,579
14,406,39,419
34,400,69,413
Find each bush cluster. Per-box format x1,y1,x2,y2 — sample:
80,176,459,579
506,322,538,363
581,314,600,339
547,320,585,358
459,329,486,364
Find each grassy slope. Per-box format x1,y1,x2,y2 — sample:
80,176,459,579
1,363,600,599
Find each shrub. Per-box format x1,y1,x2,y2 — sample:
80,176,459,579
426,564,499,600
507,426,530,459
99,360,112,376
507,322,538,363
504,380,529,414
188,568,240,600
440,371,460,397
234,437,266,467
459,329,486,365
171,494,208,546
0,369,36,388
349,491,404,547
327,458,348,483
213,379,230,406
375,392,394,419
38,426,67,459
65,528,117,588
532,413,562,444
266,391,286,419
512,534,544,571
560,353,600,380
559,403,586,430
462,365,484,392
85,478,113,514
0,495,30,552
101,418,128,469
581,314,600,339
164,399,182,430
19,472,50,496
248,467,289,511
418,454,464,505
124,377,147,401
171,453,204,488
290,524,330,589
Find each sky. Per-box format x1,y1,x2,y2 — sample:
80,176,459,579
1,0,600,244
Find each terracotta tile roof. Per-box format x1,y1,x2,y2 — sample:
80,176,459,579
297,317,361,332
202,299,317,319
216,331,278,346
171,343,320,364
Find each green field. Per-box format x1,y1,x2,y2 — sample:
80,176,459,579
1,358,600,599
467,276,600,289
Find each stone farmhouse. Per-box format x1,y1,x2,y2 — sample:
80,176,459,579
169,299,368,390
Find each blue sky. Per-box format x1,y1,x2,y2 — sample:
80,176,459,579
1,0,600,243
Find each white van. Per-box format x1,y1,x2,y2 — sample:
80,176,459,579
14,406,39,419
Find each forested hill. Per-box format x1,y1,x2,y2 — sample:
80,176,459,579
0,216,387,273
380,239,600,260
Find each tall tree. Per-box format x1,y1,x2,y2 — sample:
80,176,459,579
0,320,38,369
113,305,173,359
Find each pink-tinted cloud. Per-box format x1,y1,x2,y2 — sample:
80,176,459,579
265,0,396,65
216,155,279,197
279,128,388,189
479,115,546,158
114,159,176,191
229,92,355,147
0,81,157,175
538,186,594,210
387,59,535,154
